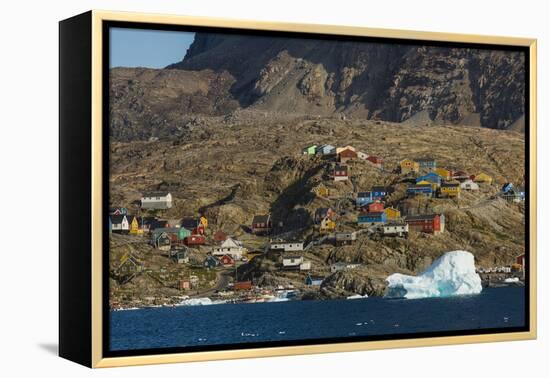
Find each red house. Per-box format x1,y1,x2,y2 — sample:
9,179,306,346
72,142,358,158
333,164,349,181
516,254,525,270
252,214,272,235
338,148,358,163
452,170,469,181
362,201,384,213
233,281,253,290
405,214,445,234
184,234,206,246
366,155,383,167
181,217,206,235
219,254,235,266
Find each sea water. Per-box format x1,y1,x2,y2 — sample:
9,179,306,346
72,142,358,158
109,286,525,351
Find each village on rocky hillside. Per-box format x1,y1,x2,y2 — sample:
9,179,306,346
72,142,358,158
109,137,526,309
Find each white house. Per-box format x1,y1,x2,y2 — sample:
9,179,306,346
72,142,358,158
141,192,173,210
382,223,409,237
282,256,304,268
357,151,369,160
110,215,130,233
212,237,245,259
270,240,304,252
299,261,312,271
460,179,480,191
330,262,360,273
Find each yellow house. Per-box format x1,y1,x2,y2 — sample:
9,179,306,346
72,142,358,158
474,172,493,184
199,216,208,229
384,207,401,219
320,217,336,232
417,179,439,191
129,217,143,235
400,159,419,174
440,182,461,198
314,184,330,198
434,167,452,180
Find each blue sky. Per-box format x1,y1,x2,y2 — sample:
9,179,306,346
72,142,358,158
110,28,195,68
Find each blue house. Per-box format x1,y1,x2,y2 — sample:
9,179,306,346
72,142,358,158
501,183,525,202
501,182,514,193
407,184,433,197
416,172,442,187
305,274,324,286
203,255,221,269
316,144,336,155
356,192,374,207
371,186,394,199
358,211,387,226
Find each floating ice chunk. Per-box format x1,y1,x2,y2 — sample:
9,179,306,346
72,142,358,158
385,251,482,299
177,297,225,306
504,277,519,283
347,294,369,300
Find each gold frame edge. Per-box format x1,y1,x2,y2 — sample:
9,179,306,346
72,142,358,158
89,9,537,368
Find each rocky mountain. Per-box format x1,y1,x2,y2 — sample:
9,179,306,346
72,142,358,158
109,32,525,141
109,117,525,299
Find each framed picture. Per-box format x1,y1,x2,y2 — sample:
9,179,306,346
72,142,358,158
59,10,537,368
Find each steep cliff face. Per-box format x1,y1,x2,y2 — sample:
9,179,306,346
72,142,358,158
110,32,525,141
170,33,525,128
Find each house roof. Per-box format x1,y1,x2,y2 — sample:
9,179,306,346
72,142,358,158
405,214,440,221
110,215,127,224
271,239,304,245
367,155,382,162
221,237,243,248
360,211,385,217
417,172,441,180
252,214,271,224
384,222,408,227
142,191,171,198
334,164,348,172
338,148,357,156
284,255,303,260
357,191,372,198
181,217,200,229
152,227,190,235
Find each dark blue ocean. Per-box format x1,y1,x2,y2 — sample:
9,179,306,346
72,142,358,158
109,287,525,351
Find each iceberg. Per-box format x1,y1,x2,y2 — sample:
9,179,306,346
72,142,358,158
176,297,226,306
385,251,482,299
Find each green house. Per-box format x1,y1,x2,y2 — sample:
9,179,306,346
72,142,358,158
152,227,191,241
302,145,317,155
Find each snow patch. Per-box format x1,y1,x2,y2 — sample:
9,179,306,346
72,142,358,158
385,251,482,299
